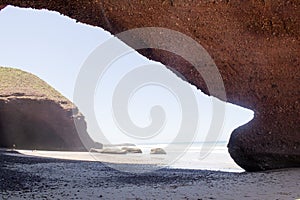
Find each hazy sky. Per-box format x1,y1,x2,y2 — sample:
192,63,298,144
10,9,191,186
0,6,253,145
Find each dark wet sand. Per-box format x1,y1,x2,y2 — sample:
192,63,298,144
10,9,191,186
0,150,299,200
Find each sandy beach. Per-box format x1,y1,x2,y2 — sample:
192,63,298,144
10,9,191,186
14,142,244,173
0,2,299,200
0,149,299,200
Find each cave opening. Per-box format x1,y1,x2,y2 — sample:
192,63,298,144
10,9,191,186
0,6,254,171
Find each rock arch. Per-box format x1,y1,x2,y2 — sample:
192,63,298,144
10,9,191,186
0,0,299,171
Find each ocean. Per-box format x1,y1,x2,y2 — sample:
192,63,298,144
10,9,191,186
16,141,243,173
137,142,243,172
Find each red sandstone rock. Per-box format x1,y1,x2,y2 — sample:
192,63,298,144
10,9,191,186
0,67,100,151
0,0,299,171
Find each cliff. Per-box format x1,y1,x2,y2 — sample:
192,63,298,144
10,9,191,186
0,0,299,171
0,67,98,151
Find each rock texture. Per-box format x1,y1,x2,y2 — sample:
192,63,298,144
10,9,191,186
0,67,99,151
0,1,299,171
121,147,143,154
150,148,167,155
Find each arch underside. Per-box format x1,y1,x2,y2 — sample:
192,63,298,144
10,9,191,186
0,0,299,171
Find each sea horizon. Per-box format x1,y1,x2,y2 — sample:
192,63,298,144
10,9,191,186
10,140,243,173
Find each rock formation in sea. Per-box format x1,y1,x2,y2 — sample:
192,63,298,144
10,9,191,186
121,147,143,154
0,67,100,151
0,1,299,171
150,148,167,155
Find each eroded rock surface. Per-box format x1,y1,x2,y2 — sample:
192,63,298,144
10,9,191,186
0,1,299,171
150,148,167,155
0,67,98,151
121,147,143,154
